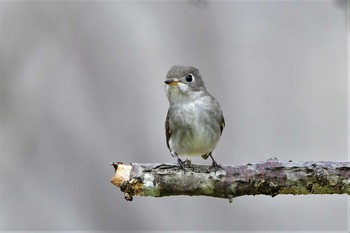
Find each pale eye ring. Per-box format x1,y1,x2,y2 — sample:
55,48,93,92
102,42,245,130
185,73,195,82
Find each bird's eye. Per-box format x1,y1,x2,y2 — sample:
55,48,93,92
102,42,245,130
185,74,194,82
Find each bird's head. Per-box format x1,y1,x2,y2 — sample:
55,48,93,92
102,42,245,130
165,65,207,104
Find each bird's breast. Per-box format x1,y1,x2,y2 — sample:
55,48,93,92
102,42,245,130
168,100,221,156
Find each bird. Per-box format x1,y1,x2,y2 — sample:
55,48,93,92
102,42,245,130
164,65,225,170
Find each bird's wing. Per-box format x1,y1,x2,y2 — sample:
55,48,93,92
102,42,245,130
165,110,171,151
220,116,225,135
208,95,225,135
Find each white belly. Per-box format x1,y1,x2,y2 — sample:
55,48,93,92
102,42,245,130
168,102,221,156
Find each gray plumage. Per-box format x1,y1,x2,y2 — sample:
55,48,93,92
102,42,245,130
164,65,225,168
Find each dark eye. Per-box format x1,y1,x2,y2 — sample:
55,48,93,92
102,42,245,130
185,74,194,82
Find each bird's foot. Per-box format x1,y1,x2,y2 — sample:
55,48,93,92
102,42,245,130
210,160,222,172
171,152,185,170
209,154,222,172
177,158,185,170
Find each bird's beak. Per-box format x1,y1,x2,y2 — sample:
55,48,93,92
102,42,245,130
165,78,179,86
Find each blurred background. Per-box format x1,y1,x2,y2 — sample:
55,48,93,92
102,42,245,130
0,0,348,231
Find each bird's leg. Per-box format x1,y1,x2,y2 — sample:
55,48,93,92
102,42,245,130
209,154,222,171
171,151,185,170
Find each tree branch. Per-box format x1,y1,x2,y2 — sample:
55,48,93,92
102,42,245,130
110,160,350,202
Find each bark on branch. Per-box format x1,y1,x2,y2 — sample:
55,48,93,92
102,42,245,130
110,160,350,202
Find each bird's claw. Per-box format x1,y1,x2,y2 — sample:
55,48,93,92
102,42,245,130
210,160,222,172
177,158,185,170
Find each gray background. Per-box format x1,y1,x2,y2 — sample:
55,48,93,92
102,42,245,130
0,0,349,231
